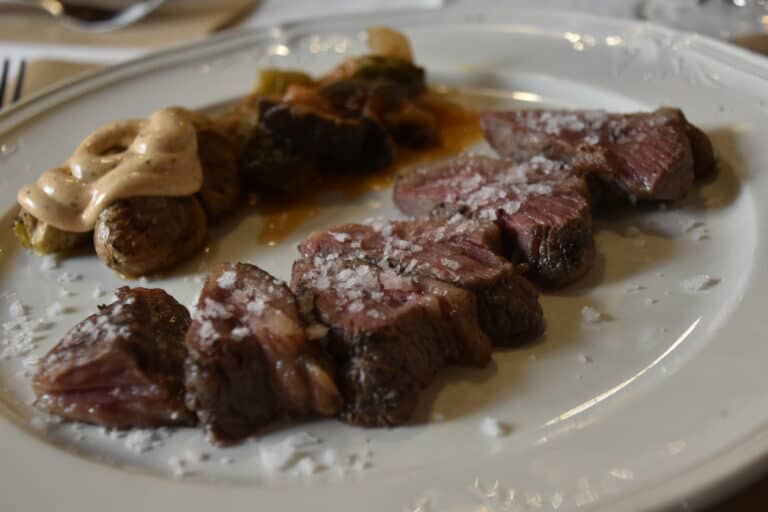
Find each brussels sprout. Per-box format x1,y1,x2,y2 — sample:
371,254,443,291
351,56,425,93
238,126,312,195
93,196,207,277
255,69,314,96
13,210,89,255
196,129,241,219
383,103,438,148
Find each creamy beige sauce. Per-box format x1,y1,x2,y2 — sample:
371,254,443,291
18,108,203,233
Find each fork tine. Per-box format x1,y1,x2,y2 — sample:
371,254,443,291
0,59,9,109
11,60,25,104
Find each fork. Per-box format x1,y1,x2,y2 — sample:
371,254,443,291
0,57,27,110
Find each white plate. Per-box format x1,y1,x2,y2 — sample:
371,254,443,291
0,7,765,511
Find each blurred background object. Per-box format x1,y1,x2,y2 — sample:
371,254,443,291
1,1,768,510
0,0,165,31
640,0,768,39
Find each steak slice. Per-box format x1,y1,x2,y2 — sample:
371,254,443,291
394,153,595,288
291,256,492,427
184,262,341,444
33,287,195,428
298,216,543,344
481,108,714,201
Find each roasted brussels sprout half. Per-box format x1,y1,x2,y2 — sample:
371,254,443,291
238,126,312,196
93,196,207,277
351,56,425,94
259,99,394,174
318,79,437,148
13,210,90,255
255,69,314,96
196,129,241,219
382,103,438,148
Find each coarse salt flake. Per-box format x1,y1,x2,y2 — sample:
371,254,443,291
230,326,250,341
40,255,59,271
681,274,720,292
92,285,106,299
167,456,188,478
246,298,265,315
9,300,27,318
481,417,509,438
124,428,171,454
216,270,237,290
56,272,82,284
259,439,298,472
581,306,603,324
296,457,320,476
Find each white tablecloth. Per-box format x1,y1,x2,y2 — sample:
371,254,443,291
240,0,641,28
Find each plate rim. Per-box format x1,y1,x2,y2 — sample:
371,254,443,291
1,6,767,511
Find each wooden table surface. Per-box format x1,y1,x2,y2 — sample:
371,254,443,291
709,471,768,511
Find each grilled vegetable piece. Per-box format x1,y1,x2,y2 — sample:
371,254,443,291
238,126,313,196
351,55,425,94
13,209,90,254
176,108,241,218
319,79,438,148
93,196,207,277
256,69,314,96
33,287,195,428
196,128,241,218
366,26,414,62
259,99,394,173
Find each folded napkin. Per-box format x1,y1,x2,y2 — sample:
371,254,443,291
0,0,258,48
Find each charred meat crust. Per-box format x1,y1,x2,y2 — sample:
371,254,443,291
33,287,195,428
291,257,492,427
184,262,341,444
480,108,715,202
394,154,596,288
298,217,543,344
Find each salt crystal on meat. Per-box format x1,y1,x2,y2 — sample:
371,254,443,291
216,270,237,290
230,326,250,341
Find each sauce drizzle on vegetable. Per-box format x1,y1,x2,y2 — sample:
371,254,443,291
17,108,202,233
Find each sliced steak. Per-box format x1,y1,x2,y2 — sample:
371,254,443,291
394,154,595,288
292,256,492,427
185,262,341,444
481,108,714,201
33,287,195,428
298,216,543,344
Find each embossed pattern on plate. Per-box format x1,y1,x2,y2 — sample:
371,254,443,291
0,8,765,512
